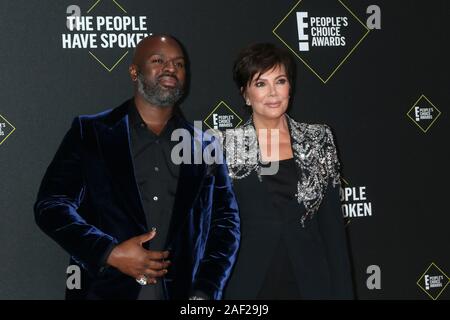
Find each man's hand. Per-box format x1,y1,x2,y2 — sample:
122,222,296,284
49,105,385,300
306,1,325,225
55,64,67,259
106,228,170,284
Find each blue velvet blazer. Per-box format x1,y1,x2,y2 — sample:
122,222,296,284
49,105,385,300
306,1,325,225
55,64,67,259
34,100,240,300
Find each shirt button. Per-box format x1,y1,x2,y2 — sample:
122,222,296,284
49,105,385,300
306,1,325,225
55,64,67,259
153,196,158,201
154,167,159,172
155,139,160,144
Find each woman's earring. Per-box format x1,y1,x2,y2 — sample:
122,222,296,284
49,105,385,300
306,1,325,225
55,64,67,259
246,99,251,106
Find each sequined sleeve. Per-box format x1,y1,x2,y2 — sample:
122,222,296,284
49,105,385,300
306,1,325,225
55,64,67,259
323,125,341,187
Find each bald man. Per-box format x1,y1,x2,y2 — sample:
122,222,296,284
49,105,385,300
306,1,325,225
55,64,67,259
34,35,240,300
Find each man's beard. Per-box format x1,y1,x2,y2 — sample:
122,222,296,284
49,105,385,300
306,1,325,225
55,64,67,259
137,71,184,107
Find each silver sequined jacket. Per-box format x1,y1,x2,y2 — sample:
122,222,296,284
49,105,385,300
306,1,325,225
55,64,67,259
222,114,341,227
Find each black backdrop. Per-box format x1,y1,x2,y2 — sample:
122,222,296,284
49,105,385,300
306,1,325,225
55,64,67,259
0,0,448,300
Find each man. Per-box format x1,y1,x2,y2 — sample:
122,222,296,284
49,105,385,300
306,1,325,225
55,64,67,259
34,35,240,300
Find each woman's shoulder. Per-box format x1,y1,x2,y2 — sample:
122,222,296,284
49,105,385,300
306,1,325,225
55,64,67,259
288,116,341,186
287,116,336,145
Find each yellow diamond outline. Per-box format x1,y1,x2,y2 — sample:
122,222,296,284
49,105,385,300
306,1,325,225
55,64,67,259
87,0,127,14
0,114,16,146
272,0,371,84
86,0,129,72
416,262,450,300
89,50,129,72
203,101,243,131
406,94,442,133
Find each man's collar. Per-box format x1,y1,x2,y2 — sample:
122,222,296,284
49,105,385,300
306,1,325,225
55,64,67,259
128,99,182,136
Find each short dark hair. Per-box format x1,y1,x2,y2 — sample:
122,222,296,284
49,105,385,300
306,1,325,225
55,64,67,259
233,43,295,91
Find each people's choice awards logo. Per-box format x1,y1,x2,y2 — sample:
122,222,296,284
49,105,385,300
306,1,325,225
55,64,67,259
407,94,442,133
417,263,449,300
204,101,243,131
62,0,152,72
273,0,371,83
0,114,16,146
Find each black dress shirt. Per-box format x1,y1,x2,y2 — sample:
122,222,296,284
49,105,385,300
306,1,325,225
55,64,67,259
128,102,181,299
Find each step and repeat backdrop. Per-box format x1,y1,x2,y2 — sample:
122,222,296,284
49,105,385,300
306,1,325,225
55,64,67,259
0,0,448,299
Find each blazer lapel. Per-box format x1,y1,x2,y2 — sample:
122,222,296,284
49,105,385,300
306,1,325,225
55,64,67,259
96,105,147,230
165,123,206,249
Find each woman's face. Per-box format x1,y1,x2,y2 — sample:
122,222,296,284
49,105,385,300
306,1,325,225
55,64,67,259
243,64,290,121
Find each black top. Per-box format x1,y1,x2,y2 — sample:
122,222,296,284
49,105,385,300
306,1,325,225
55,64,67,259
224,149,353,299
128,102,181,299
261,157,298,213
258,158,302,299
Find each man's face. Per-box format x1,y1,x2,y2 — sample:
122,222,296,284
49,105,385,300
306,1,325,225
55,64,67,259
136,38,186,107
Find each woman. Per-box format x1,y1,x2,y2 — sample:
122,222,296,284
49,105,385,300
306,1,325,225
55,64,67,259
223,43,354,299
